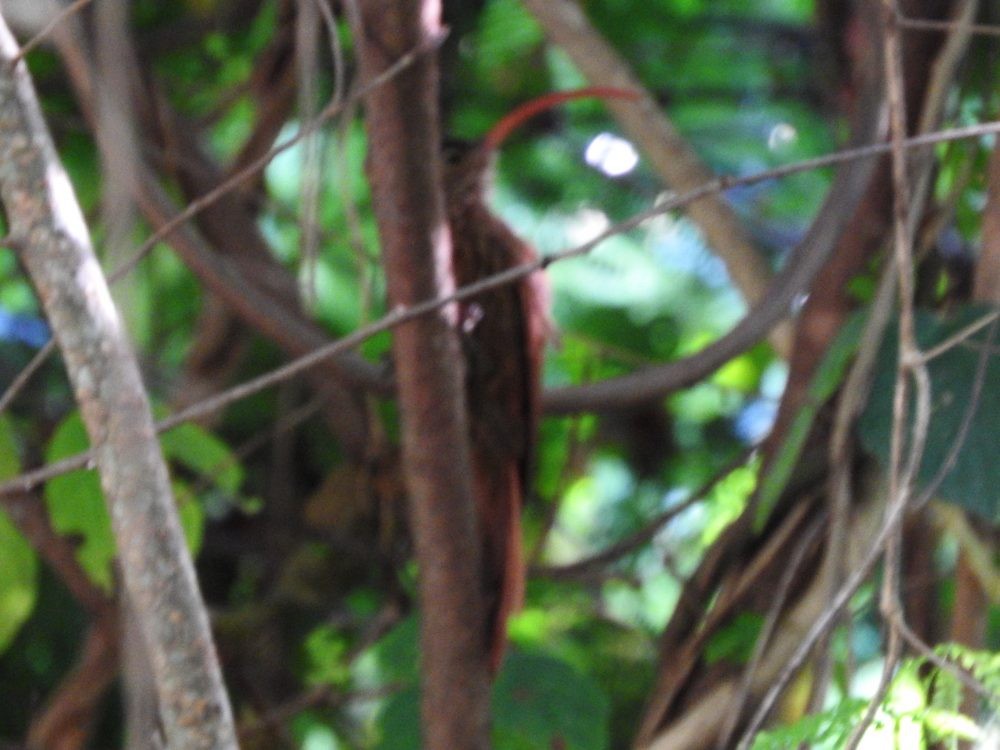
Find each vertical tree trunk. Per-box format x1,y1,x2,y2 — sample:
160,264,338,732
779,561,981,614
351,1,493,747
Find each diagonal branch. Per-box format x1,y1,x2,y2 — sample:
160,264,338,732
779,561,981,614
3,117,1000,498
0,14,236,749
520,0,789,356
26,613,119,750
544,77,887,413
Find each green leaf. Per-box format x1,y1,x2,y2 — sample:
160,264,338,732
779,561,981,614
374,684,421,750
373,652,610,750
859,306,1000,522
371,615,420,683
173,481,205,555
302,624,351,689
751,698,868,750
0,414,20,479
0,416,38,653
44,411,218,591
704,612,764,665
493,652,610,750
159,421,243,494
0,511,38,654
473,0,545,98
44,412,116,592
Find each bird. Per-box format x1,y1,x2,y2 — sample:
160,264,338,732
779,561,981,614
441,87,637,672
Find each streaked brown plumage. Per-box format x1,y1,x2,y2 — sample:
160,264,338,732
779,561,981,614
443,139,549,672
440,87,636,671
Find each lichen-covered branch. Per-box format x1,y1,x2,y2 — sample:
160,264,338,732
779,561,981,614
0,12,236,749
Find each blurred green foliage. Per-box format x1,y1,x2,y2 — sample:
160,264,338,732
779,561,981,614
0,0,995,747
0,417,38,655
42,408,243,592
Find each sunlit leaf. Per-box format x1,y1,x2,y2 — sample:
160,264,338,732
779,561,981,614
174,481,205,555
0,416,38,653
303,624,351,688
44,412,116,592
160,421,243,494
44,411,229,589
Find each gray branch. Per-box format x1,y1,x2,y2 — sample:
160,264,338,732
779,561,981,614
0,12,236,749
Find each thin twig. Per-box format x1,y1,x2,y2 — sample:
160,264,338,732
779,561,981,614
3,112,999,423
0,338,55,414
842,6,927,747
716,515,825,749
296,0,347,306
9,0,94,63
918,310,1000,363
819,257,900,716
543,118,1000,412
4,116,1000,493
4,13,999,423
897,13,1000,37
296,0,325,309
844,624,902,750
187,393,327,500
107,32,443,286
893,614,996,700
535,450,751,580
915,318,998,507
113,91,1000,294
734,489,909,749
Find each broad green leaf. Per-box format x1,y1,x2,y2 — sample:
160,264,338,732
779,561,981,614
160,421,243,494
374,651,610,750
44,412,116,592
0,416,38,653
493,652,610,750
859,306,1000,522
0,511,37,654
44,411,225,590
704,612,764,665
370,615,420,684
374,684,420,750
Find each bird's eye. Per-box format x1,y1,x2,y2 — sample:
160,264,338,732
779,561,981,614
441,138,473,165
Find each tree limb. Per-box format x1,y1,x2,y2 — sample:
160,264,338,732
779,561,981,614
520,0,790,356
351,1,493,747
543,79,885,414
27,613,119,750
0,14,236,749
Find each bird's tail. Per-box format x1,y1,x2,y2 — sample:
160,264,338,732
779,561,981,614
475,460,525,674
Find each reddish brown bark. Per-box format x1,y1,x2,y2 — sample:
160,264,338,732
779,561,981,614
353,1,492,747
